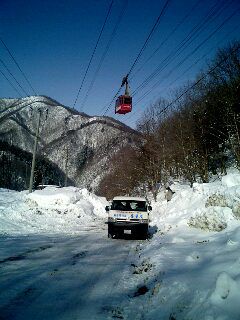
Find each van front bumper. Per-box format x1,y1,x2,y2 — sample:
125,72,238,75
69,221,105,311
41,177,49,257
108,221,148,229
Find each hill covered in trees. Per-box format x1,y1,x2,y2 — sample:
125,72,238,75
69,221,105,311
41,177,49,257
0,96,139,192
99,41,240,199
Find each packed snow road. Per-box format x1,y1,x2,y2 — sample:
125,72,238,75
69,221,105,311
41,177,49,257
0,230,140,320
2,171,240,319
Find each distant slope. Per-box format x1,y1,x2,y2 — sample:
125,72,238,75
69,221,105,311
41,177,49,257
0,96,140,191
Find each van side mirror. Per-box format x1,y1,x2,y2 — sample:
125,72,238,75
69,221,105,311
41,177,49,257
105,206,110,212
148,206,152,211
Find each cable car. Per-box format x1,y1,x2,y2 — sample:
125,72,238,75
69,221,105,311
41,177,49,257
115,95,132,114
115,76,132,115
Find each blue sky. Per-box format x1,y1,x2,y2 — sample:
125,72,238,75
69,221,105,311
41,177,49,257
0,0,239,127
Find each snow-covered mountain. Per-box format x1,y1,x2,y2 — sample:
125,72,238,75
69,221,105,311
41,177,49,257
0,96,139,191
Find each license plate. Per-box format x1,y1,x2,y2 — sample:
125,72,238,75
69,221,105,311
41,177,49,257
124,230,131,234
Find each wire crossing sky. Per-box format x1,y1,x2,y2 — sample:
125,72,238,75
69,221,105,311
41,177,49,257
0,0,239,128
73,0,114,110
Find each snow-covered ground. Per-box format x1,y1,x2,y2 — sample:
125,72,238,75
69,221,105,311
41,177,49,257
0,170,240,319
0,186,108,235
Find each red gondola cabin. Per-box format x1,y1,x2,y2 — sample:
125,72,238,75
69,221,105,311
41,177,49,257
115,95,132,114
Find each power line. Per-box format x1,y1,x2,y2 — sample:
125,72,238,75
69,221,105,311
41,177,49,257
118,43,239,144
80,0,128,111
132,0,230,97
102,0,171,115
133,5,240,106
0,36,37,95
167,27,240,89
103,0,223,116
130,0,202,80
0,57,30,96
0,68,23,97
127,0,171,78
124,10,240,125
148,44,240,117
0,97,55,124
127,43,240,128
73,0,114,109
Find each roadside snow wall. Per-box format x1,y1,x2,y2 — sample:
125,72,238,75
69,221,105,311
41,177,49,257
0,187,108,235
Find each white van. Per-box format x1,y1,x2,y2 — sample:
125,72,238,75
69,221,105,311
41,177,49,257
105,196,152,239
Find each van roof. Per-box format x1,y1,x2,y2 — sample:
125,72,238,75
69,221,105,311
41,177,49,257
112,196,147,202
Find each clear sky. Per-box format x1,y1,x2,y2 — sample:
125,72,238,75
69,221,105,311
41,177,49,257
0,0,239,128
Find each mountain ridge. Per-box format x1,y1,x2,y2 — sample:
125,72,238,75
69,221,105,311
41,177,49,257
0,96,140,192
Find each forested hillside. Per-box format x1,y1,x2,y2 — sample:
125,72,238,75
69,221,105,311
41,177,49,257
99,42,240,199
0,96,139,192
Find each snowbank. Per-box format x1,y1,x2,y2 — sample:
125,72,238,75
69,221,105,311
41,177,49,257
123,171,240,320
151,171,240,234
0,187,107,235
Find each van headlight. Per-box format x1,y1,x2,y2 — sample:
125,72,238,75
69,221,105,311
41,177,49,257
108,217,116,222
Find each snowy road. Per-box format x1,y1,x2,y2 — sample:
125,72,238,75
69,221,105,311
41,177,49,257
1,173,240,320
0,229,139,320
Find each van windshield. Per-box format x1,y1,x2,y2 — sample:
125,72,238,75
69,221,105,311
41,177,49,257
111,200,147,212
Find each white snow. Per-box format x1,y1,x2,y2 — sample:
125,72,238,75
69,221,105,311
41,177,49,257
1,170,240,319
0,186,107,235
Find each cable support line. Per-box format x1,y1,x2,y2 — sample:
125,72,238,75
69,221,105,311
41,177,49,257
102,0,171,116
127,0,171,78
132,5,239,107
132,0,230,97
125,17,240,124
0,57,31,96
73,0,114,109
126,43,240,128
80,0,128,111
151,44,240,117
163,13,239,88
130,0,202,80
101,87,122,115
0,98,23,116
0,96,30,114
0,37,37,96
0,97,32,116
167,26,240,89
132,0,229,96
0,98,53,124
0,68,23,97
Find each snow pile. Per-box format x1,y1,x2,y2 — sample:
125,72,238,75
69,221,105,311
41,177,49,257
151,170,240,234
210,271,240,319
222,170,240,187
119,170,240,320
188,206,230,231
26,186,82,207
0,187,107,235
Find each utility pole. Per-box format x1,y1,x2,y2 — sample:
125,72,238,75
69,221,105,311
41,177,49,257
29,109,41,193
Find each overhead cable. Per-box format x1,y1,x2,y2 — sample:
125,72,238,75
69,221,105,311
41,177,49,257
132,0,230,97
0,36,37,95
130,0,202,79
0,68,23,97
127,0,171,78
126,43,240,127
102,0,171,115
80,0,128,111
73,0,114,109
153,44,240,116
133,5,240,105
0,58,30,96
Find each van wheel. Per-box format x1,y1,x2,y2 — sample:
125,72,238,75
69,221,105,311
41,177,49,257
140,226,148,240
108,225,113,238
